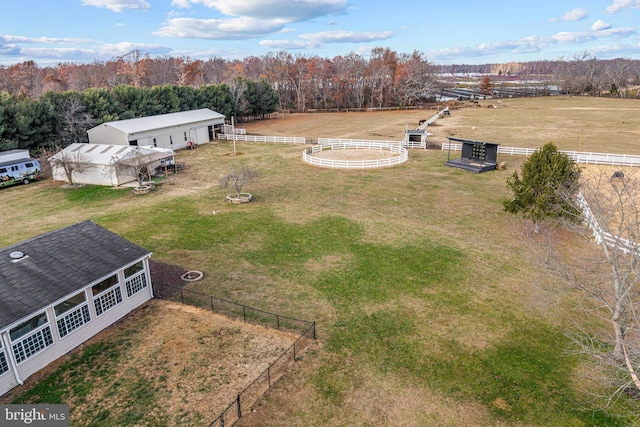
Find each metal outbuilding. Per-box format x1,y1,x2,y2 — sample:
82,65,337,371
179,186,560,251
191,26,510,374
86,108,225,150
49,143,174,186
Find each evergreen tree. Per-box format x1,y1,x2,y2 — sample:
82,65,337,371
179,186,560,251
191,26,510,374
504,142,581,227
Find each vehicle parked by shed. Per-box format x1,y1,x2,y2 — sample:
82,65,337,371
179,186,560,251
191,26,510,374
0,150,41,188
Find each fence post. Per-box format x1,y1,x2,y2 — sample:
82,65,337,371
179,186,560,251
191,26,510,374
210,296,214,312
313,321,317,340
243,305,246,322
293,342,296,361
180,288,184,304
237,394,241,418
268,366,271,387
276,314,280,330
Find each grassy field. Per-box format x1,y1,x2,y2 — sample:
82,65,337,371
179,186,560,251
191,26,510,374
2,96,640,426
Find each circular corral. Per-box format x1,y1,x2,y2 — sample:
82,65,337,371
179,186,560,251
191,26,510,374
303,141,408,169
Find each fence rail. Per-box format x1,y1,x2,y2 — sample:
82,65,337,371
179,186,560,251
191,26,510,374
317,137,403,146
304,141,408,169
217,134,306,144
577,192,640,255
152,282,316,427
442,143,640,167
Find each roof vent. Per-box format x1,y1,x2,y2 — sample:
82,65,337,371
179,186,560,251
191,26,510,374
10,251,28,262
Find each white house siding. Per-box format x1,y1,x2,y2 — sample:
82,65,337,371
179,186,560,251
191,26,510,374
0,258,152,396
0,337,18,397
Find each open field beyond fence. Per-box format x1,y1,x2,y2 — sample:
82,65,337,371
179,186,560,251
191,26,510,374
1,96,640,426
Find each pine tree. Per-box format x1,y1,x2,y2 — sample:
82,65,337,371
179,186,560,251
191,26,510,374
503,142,581,228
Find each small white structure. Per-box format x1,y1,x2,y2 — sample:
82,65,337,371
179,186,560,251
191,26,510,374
0,149,31,163
49,143,174,186
403,129,427,149
86,109,225,150
0,221,153,397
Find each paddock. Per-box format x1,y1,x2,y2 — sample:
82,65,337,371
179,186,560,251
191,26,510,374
302,141,408,169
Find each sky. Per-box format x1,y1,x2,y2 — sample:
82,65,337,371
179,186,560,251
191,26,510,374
1,0,640,66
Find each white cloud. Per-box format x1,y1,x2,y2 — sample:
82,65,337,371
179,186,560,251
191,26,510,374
100,42,172,56
0,35,92,44
551,8,588,22
158,0,350,40
0,34,171,65
605,0,640,13
154,17,287,39
259,30,394,51
171,0,347,21
300,30,394,44
428,25,637,61
81,0,151,12
259,39,317,49
591,20,612,31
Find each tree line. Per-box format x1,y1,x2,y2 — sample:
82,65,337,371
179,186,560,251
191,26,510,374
437,55,640,98
0,80,278,153
0,48,438,112
1,48,639,153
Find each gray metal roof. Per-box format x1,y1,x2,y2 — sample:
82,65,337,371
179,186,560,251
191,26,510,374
0,221,151,330
100,108,225,135
48,143,174,166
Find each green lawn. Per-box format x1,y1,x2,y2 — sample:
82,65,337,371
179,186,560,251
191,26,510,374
2,97,640,425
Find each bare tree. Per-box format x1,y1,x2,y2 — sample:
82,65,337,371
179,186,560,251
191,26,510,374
606,59,634,98
57,95,95,145
111,148,155,190
218,164,260,198
49,147,90,185
530,168,640,403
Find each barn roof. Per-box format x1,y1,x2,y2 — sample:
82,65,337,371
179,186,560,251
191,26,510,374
0,221,151,330
96,108,225,135
49,143,173,165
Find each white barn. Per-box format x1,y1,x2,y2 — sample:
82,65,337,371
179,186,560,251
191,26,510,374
49,143,174,186
0,221,153,397
86,108,226,150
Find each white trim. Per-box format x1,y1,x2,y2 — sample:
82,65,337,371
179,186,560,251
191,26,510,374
0,331,22,385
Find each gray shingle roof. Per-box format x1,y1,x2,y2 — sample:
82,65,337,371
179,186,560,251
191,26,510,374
0,220,151,330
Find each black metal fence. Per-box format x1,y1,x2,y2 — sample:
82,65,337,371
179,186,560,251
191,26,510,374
152,282,316,427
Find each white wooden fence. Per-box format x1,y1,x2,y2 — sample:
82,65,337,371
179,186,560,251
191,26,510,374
217,134,306,144
303,142,408,169
442,143,640,167
577,192,640,254
317,138,403,146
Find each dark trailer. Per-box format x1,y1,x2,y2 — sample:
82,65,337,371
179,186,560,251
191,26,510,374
445,137,499,173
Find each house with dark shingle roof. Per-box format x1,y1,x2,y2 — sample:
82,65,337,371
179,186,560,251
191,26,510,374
0,220,153,396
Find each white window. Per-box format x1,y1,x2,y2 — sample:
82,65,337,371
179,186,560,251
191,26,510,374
124,261,148,297
0,341,8,375
10,312,54,364
55,292,91,338
92,275,123,316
